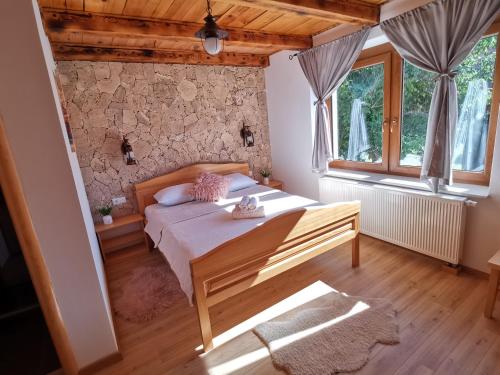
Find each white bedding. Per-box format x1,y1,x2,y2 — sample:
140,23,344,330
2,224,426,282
145,185,319,303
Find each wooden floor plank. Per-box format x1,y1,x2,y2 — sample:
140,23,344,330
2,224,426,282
473,335,500,375
434,316,500,375
358,275,454,374
97,235,500,375
394,281,487,374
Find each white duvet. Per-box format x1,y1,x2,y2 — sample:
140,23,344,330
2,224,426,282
145,185,319,303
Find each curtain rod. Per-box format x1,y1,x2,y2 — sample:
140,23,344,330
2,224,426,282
289,23,379,60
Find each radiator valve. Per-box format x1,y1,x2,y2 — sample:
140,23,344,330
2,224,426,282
465,200,478,207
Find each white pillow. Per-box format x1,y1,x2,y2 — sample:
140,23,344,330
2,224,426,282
227,173,258,192
153,183,194,206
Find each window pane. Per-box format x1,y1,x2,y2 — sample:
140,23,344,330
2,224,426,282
400,35,498,171
335,63,384,163
400,63,434,167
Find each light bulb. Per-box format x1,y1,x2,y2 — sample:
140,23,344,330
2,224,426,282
203,37,223,55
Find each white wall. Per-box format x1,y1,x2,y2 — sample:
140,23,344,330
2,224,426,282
265,0,500,272
462,121,500,272
34,0,115,329
265,51,319,200
0,0,118,368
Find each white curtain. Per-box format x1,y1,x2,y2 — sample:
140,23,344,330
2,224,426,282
347,99,370,161
453,79,489,171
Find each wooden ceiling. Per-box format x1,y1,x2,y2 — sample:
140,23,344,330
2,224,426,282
38,0,385,67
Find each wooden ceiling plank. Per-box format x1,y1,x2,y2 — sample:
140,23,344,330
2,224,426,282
162,0,193,20
180,1,213,22
84,0,127,14
216,0,380,25
287,18,335,36
65,0,84,11
43,10,312,50
183,8,210,24
243,10,283,31
123,0,163,17
52,44,270,67
41,0,66,8
83,0,106,13
308,19,339,35
218,6,267,29
210,1,236,17
217,5,247,24
151,0,176,18
106,0,128,15
261,13,306,34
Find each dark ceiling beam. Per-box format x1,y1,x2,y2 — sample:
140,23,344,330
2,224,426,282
216,0,380,25
52,44,270,67
42,9,313,50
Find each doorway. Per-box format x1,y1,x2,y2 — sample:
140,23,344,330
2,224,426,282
0,188,60,374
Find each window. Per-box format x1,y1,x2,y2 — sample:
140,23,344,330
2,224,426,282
329,23,500,185
330,53,391,172
400,35,498,171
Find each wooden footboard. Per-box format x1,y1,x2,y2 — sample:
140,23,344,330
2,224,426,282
190,201,361,352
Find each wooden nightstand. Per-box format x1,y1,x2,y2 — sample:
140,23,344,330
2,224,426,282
95,214,148,262
261,179,284,191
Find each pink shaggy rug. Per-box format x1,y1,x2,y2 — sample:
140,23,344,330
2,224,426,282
114,263,184,323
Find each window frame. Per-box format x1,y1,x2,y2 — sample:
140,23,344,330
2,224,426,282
328,49,392,173
328,22,500,186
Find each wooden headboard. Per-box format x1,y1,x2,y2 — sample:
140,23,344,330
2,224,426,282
134,163,249,215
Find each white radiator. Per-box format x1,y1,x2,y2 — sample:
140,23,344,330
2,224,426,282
319,177,467,265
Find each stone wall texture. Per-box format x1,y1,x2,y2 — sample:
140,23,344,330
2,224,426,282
57,61,272,220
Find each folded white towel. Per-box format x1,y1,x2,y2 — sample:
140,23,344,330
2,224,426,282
247,196,259,210
239,195,250,208
232,205,265,219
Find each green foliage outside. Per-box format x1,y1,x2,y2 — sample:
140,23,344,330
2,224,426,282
400,35,497,167
337,63,384,162
335,34,497,168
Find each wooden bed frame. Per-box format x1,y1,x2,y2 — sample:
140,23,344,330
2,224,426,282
134,163,361,352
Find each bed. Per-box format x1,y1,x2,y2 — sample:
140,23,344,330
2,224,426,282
134,163,361,352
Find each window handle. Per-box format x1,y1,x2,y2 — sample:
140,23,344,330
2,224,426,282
383,119,389,133
390,118,399,133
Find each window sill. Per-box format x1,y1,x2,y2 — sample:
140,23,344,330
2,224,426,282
324,169,490,199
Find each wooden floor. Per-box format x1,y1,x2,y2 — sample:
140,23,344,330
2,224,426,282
99,235,500,375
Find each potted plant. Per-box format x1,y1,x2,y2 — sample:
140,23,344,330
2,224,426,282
98,205,113,225
259,168,271,185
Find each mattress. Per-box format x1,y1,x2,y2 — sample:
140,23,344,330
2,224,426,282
144,184,319,303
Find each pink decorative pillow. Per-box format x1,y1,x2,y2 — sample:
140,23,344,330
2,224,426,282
189,173,230,202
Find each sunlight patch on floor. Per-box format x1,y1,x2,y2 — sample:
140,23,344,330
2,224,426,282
195,281,373,374
196,281,336,351
207,347,269,375
197,282,374,374
270,300,370,350
196,281,345,373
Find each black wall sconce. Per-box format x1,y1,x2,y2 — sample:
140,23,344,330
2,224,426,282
240,124,255,147
121,137,137,165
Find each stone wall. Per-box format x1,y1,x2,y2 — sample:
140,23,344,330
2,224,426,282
57,61,272,220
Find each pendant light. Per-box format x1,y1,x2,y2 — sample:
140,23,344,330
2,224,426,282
195,0,229,56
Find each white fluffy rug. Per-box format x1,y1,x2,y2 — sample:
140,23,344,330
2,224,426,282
253,290,399,375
